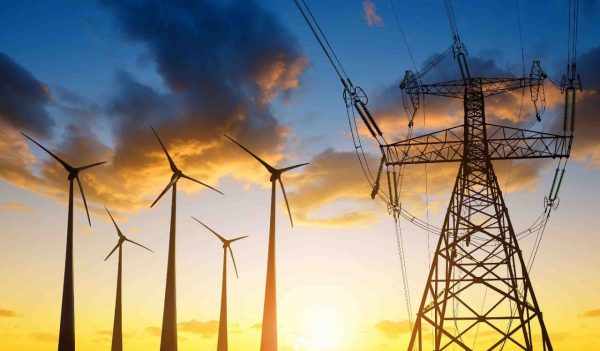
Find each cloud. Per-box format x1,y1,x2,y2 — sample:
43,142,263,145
295,210,378,227
96,329,112,336
178,319,219,338
560,46,600,168
363,0,384,27
582,308,600,317
0,52,53,137
288,148,462,226
0,309,18,317
288,149,376,225
31,332,58,342
375,320,411,338
0,201,32,212
0,1,307,216
144,326,161,337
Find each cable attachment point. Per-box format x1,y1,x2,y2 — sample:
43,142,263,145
529,61,547,122
544,196,560,211
400,70,420,128
342,79,383,139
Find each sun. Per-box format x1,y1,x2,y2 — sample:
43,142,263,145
297,304,345,351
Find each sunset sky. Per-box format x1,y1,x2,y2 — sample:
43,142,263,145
1,0,600,350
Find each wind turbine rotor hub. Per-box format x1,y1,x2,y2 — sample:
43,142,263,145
269,172,280,182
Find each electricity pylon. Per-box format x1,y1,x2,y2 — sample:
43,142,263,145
291,0,577,348
388,45,572,350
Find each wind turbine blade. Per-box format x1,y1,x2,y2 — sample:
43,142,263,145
105,243,120,261
21,132,73,172
229,246,240,279
278,178,294,228
181,173,224,195
191,216,227,243
279,162,309,173
150,177,178,208
104,205,124,238
229,235,249,243
151,126,178,173
76,176,92,226
125,238,154,253
223,134,276,174
77,161,107,171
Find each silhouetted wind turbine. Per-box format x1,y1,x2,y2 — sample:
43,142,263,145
192,217,247,351
104,206,153,351
224,135,307,351
150,127,223,351
21,133,105,351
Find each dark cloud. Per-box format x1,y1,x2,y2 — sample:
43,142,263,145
564,46,600,167
88,0,308,209
0,0,308,215
0,53,53,137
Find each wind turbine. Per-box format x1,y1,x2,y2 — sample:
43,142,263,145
21,133,105,351
223,135,307,351
150,127,223,351
192,217,247,351
104,206,153,351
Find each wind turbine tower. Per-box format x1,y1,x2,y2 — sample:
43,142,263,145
224,135,307,351
150,127,223,351
104,206,153,351
192,217,247,351
22,133,105,351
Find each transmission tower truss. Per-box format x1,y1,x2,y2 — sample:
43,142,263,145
382,124,572,166
401,76,564,351
402,77,545,99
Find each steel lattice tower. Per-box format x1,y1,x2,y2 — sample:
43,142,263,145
290,0,576,348
385,56,572,349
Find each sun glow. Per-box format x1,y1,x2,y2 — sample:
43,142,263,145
296,304,345,351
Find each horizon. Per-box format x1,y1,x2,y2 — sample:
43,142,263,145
1,1,600,350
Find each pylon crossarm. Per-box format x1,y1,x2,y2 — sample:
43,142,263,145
486,124,572,160
382,125,464,166
383,123,570,168
403,79,466,98
401,75,543,100
479,77,542,97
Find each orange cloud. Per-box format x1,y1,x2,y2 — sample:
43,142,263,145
256,55,308,103
363,0,384,27
0,201,32,212
375,320,411,338
0,309,18,318
144,327,161,337
31,332,58,342
96,329,112,336
178,319,219,338
582,308,600,317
